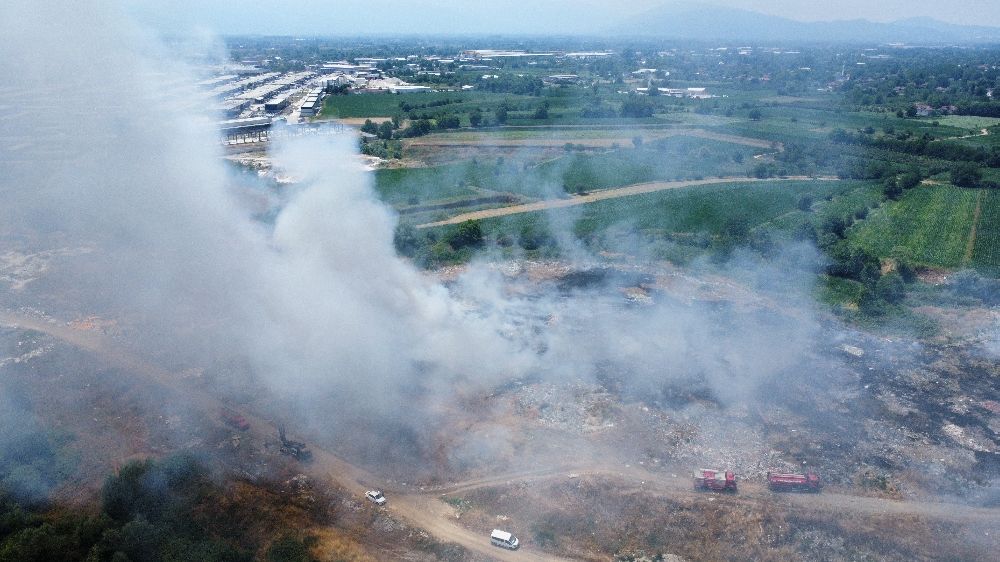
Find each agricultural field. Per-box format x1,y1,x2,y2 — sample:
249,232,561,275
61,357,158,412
970,188,1000,274
932,114,1000,130
379,136,767,207
467,179,858,246
848,184,981,268
813,183,886,224
374,164,483,206
318,91,535,120
712,108,972,146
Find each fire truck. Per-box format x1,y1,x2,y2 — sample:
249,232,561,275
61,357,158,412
767,470,822,492
693,468,738,492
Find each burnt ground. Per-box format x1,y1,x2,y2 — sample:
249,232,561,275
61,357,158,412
391,263,999,502
1,249,998,560
448,475,997,561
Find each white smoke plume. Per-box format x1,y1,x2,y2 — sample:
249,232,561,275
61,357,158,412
1,0,823,471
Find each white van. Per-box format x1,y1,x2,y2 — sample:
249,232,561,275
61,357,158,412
490,529,520,550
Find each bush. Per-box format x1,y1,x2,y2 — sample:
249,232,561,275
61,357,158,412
883,176,902,200
875,272,906,304
950,162,982,187
266,536,316,562
443,221,484,250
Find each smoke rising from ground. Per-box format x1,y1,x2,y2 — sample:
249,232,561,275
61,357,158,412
0,1,824,470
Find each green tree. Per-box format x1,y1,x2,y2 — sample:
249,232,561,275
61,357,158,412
950,162,982,187
883,176,902,200
444,221,484,250
494,103,509,124
533,101,549,119
469,109,483,127
620,95,654,118
876,272,906,304
376,121,394,140
899,168,922,190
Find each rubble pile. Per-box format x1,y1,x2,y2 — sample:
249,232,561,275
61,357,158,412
513,381,619,434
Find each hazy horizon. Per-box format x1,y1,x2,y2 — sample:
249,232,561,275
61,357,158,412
128,0,1000,37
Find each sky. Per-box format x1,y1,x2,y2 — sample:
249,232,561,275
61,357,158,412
129,0,1000,36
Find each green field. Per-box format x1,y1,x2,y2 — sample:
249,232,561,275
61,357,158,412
319,91,536,119
468,180,859,243
539,137,760,192
700,104,972,147
378,137,764,205
374,164,482,205
933,115,1000,130
970,189,1000,274
849,185,980,268
814,183,885,223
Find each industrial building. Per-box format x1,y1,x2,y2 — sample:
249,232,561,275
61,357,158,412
298,87,326,117
264,96,289,112
215,98,252,118
218,117,272,144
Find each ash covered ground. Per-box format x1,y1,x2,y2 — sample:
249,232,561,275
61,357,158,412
2,248,998,561
6,248,996,504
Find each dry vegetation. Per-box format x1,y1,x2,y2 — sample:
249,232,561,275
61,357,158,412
448,476,994,561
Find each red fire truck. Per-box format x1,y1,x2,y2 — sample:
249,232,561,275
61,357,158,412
693,468,738,492
767,470,822,492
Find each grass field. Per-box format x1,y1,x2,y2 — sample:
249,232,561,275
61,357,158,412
932,115,1000,130
711,107,971,146
406,128,660,143
541,137,759,192
381,137,766,206
319,91,536,120
970,189,1000,274
468,180,859,243
814,183,885,223
374,164,483,205
848,185,980,268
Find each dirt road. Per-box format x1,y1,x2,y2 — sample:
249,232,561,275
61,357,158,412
3,310,996,561
405,128,780,150
428,463,1000,524
0,311,567,561
5,308,999,556
418,176,839,228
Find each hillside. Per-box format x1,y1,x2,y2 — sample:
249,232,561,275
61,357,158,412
615,2,1000,43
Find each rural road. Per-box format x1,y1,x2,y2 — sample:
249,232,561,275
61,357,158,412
427,464,1000,524
406,128,781,150
3,310,996,562
418,175,840,228
0,311,568,561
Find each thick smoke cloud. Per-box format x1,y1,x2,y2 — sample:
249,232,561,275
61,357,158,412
0,0,534,420
0,1,822,467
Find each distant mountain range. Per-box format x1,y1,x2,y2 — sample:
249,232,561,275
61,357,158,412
613,2,1000,43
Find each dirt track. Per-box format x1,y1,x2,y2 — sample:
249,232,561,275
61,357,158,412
405,128,780,150
418,176,839,228
3,310,997,561
0,311,566,562
428,464,1000,524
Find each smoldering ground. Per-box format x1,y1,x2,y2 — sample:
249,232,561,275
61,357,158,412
1,0,840,482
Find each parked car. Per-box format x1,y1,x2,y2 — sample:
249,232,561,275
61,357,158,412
365,490,387,505
490,529,519,550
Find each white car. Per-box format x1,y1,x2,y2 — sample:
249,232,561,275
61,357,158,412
365,490,387,505
490,529,519,550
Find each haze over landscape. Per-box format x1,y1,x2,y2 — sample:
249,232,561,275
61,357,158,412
0,0,998,561
130,0,1000,36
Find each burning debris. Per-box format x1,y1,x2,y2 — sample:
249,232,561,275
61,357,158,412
278,426,313,462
